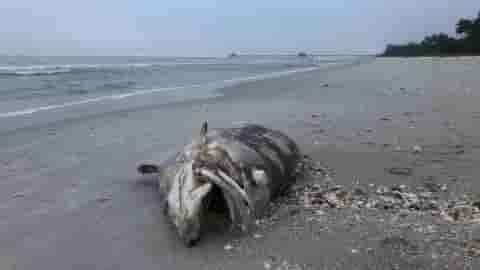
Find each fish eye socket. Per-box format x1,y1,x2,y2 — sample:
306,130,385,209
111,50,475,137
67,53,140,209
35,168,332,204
196,176,208,184
163,200,169,215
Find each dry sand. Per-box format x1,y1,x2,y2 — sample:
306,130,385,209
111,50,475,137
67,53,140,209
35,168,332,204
1,57,480,269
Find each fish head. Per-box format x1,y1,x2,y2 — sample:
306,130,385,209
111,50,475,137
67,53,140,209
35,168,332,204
165,157,252,246
162,122,253,246
165,161,213,246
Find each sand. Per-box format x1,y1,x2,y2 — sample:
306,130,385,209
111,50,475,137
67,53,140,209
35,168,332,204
1,57,480,269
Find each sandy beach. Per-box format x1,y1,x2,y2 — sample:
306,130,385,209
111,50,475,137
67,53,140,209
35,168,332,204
2,57,480,269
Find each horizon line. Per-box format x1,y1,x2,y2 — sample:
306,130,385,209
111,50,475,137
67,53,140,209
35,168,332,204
0,53,378,58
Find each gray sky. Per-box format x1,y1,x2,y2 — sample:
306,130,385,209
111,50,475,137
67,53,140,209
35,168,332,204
1,0,478,57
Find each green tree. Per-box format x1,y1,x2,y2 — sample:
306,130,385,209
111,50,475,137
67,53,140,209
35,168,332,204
456,11,480,53
383,9,480,56
456,18,474,36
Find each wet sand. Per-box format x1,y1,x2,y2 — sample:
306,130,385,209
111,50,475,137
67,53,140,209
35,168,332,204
2,57,480,269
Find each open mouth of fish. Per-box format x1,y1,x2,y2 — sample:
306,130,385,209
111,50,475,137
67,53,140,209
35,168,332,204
194,167,252,231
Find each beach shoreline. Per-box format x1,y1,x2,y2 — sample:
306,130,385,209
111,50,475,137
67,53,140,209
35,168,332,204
1,57,480,269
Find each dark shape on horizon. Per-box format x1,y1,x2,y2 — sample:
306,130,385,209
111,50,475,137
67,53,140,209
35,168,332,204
297,52,308,57
383,10,480,57
228,52,238,58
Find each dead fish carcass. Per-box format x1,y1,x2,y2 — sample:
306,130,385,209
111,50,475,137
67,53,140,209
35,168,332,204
137,122,301,246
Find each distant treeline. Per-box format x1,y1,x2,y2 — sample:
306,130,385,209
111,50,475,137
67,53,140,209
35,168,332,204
383,11,480,57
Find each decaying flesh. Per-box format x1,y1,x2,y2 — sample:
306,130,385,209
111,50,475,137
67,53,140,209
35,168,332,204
137,122,301,246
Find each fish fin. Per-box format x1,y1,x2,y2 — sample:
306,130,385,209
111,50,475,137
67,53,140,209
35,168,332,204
137,163,161,174
200,121,208,144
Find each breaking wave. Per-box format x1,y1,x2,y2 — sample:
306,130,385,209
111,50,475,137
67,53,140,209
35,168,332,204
0,63,160,76
0,56,323,77
0,66,319,118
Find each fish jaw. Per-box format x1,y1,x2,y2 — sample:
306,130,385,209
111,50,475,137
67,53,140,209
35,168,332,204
166,162,213,246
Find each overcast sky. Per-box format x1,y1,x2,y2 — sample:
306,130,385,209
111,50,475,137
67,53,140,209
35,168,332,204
1,1,478,56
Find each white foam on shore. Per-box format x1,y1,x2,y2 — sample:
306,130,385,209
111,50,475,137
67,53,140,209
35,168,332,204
3,68,73,76
0,66,320,118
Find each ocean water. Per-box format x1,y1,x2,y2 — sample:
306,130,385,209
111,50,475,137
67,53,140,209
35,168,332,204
0,55,362,121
